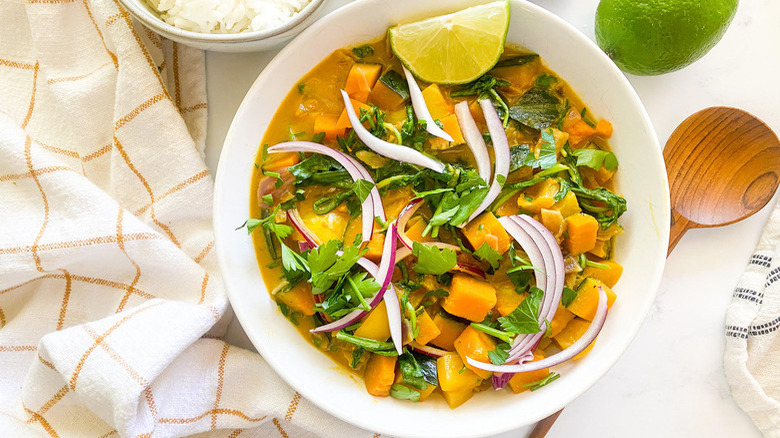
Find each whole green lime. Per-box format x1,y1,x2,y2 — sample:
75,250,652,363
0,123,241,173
595,0,739,75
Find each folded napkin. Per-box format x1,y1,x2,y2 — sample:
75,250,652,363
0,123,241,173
725,196,780,437
0,1,375,437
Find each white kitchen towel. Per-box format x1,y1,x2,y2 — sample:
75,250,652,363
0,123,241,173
0,0,375,437
725,196,780,438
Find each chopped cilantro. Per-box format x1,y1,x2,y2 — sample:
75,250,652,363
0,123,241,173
411,241,457,275
473,243,503,270
498,287,544,334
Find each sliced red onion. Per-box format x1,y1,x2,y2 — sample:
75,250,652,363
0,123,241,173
288,208,321,247
454,100,491,184
453,261,487,279
298,241,313,253
466,286,608,373
342,154,385,223
397,198,424,250
402,66,454,142
379,224,402,354
268,141,378,243
465,100,511,224
411,342,448,358
340,90,446,173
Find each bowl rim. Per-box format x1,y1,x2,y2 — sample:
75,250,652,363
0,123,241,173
214,0,670,436
118,0,325,42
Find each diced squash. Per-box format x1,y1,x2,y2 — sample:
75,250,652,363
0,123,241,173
415,310,441,346
364,354,397,397
582,258,623,288
404,216,431,243
275,282,316,316
507,353,549,394
564,118,596,146
568,277,617,321
313,114,345,140
454,326,496,379
551,191,581,218
335,98,372,130
344,63,382,103
553,318,593,350
494,278,525,316
436,353,482,392
441,387,475,409
354,301,390,341
495,191,521,217
364,230,385,263
468,100,486,125
421,84,453,120
540,208,565,238
517,178,559,214
490,60,540,96
442,274,497,322
595,164,616,185
595,119,613,138
429,113,466,149
548,304,575,338
369,76,407,110
564,213,599,255
461,212,511,254
430,313,467,351
588,239,610,259
263,152,300,171
537,337,552,350
300,209,349,243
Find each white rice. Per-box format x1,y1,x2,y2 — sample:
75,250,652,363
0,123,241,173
147,0,312,34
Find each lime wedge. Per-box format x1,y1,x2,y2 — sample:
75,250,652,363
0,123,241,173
388,1,510,85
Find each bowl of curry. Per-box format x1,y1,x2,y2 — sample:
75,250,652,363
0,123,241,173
214,0,670,436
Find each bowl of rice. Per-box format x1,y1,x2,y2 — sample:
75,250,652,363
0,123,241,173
119,0,327,51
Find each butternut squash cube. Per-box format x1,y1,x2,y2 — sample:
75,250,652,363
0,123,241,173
369,76,407,110
517,178,560,214
441,387,475,409
415,310,441,346
429,113,465,149
335,98,372,130
354,301,390,341
421,84,453,120
548,304,575,338
454,326,496,380
430,313,466,351
436,353,482,392
507,352,550,394
461,212,511,254
275,282,316,316
363,354,397,397
552,191,582,218
582,258,623,288
567,277,616,321
442,274,497,322
344,63,382,103
564,213,599,255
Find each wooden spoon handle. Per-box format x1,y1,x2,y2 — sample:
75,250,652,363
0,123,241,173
528,409,563,438
668,209,691,256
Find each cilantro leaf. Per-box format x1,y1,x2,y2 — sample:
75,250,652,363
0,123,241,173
523,128,558,170
411,242,457,275
498,287,544,334
561,286,578,307
535,74,558,88
352,179,375,203
236,218,262,235
572,148,618,171
525,372,561,391
488,342,510,365
474,243,503,270
281,243,309,277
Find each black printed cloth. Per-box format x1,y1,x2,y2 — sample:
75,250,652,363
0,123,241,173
725,199,780,437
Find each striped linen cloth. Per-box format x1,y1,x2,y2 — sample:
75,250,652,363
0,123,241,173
725,197,780,437
0,0,375,437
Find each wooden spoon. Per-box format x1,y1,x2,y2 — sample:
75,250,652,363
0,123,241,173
666,107,780,254
529,107,780,438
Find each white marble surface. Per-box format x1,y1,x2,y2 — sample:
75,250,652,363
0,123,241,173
205,1,780,436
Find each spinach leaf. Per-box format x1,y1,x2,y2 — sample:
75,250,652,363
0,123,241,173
570,186,627,229
398,350,427,390
509,144,531,173
523,129,558,170
335,332,398,356
352,45,374,58
508,87,562,131
494,54,538,68
390,384,420,402
561,286,578,307
572,148,619,171
379,70,410,99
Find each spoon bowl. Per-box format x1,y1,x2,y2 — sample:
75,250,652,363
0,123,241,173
665,107,780,254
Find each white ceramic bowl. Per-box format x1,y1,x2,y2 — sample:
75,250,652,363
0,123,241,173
214,0,670,436
118,0,326,51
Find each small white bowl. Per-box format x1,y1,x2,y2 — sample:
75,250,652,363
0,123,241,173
215,0,670,436
118,0,326,51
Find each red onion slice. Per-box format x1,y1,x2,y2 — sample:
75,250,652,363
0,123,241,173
411,342,449,358
378,224,402,354
288,208,321,247
396,198,424,250
466,286,608,373
343,154,385,223
340,90,446,173
454,100,491,184
267,141,378,243
465,100,511,224
402,66,454,142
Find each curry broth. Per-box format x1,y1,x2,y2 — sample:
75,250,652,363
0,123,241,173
250,36,619,381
